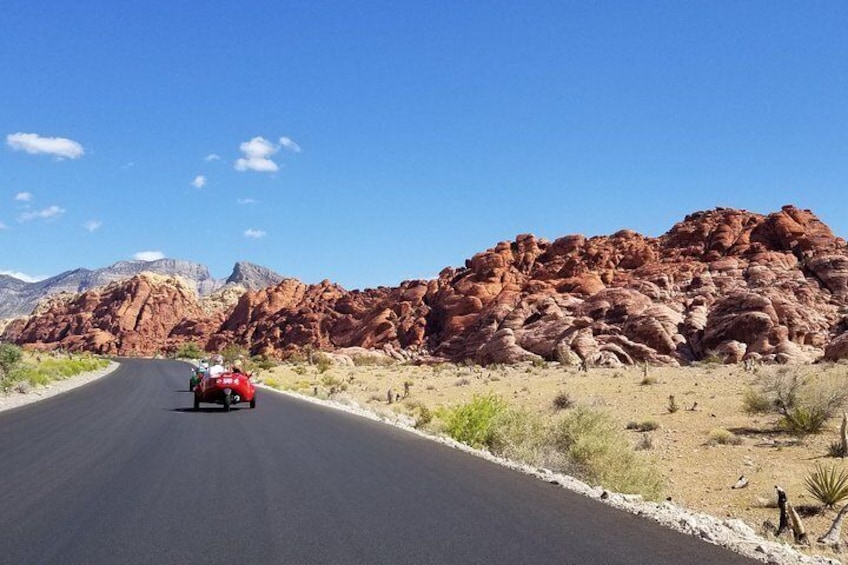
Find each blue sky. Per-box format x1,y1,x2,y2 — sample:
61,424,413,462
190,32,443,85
1,2,846,288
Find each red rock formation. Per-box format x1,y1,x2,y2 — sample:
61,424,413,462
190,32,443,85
5,205,848,365
3,274,209,355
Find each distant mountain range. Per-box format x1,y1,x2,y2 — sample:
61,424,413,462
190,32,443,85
0,259,283,319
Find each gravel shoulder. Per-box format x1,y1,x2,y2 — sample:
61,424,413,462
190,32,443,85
0,361,120,413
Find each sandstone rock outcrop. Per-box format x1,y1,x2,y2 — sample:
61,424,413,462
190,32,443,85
5,205,848,365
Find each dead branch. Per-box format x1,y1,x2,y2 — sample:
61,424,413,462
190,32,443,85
787,502,809,545
818,502,848,550
776,486,789,537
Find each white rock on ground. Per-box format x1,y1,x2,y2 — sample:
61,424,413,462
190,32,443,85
258,384,840,565
0,361,120,414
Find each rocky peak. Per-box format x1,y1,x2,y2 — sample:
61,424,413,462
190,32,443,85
225,262,284,290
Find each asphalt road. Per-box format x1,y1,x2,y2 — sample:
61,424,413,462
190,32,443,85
0,359,757,565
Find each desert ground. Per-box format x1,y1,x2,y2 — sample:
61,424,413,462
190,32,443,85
259,358,848,560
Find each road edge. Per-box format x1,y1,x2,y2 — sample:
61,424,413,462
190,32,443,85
0,361,121,414
256,383,837,565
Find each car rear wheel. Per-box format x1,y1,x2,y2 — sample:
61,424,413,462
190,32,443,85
250,395,256,409
223,391,231,412
193,394,200,411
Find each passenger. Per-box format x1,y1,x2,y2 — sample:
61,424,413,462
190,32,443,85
208,355,226,378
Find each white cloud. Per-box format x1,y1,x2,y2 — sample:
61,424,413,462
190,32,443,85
14,192,32,202
191,175,206,188
6,132,84,159
19,205,65,222
235,137,279,172
133,251,165,261
244,228,266,239
121,162,135,170
204,153,221,162
83,220,102,232
279,136,301,153
0,222,8,230
236,198,259,205
0,270,46,282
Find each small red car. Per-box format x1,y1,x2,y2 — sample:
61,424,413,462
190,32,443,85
193,371,256,411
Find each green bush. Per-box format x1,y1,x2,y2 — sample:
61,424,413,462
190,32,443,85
315,354,333,374
351,353,394,367
780,406,829,435
251,355,277,371
552,391,573,411
805,464,848,508
14,355,108,387
707,428,743,446
220,344,249,366
0,343,23,376
553,406,663,498
439,394,507,448
625,420,659,432
488,407,548,462
746,368,848,435
175,342,204,359
742,387,773,414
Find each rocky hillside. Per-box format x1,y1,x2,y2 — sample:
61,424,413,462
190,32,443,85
0,259,283,319
5,206,848,365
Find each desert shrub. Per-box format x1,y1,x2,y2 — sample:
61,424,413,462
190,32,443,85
320,374,346,393
487,407,548,462
780,406,829,435
742,387,773,414
552,391,574,411
0,343,24,375
439,394,507,449
828,441,847,458
666,395,679,414
454,377,470,387
175,342,204,359
14,355,108,387
638,420,660,432
532,358,546,369
707,428,743,446
292,365,308,376
805,464,848,508
640,375,657,386
220,344,249,366
405,400,433,429
746,368,848,435
315,354,333,374
701,350,723,365
351,353,394,367
286,350,307,365
553,406,663,498
251,355,277,371
626,420,659,432
635,434,654,451
263,377,281,389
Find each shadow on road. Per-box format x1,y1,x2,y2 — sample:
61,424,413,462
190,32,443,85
170,407,246,414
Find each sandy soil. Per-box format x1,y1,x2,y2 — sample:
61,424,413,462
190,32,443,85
260,360,848,562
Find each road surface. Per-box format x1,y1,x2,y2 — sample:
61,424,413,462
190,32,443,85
0,359,757,564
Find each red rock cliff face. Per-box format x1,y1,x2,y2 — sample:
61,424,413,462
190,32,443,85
6,206,848,364
4,274,208,356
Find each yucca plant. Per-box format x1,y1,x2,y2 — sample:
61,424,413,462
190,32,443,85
805,464,848,508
